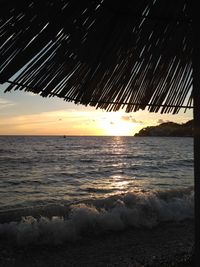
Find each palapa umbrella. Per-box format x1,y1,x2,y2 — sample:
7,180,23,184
0,0,197,265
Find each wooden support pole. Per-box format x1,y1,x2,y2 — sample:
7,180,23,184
194,81,200,267
193,5,200,266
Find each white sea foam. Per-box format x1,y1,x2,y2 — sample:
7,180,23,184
0,188,194,245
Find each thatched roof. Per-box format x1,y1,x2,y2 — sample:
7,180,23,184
0,0,192,113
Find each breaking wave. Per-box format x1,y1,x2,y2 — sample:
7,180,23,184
0,187,194,246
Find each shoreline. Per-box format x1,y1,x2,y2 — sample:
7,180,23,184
0,220,194,267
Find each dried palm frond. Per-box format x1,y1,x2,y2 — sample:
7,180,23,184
0,0,192,113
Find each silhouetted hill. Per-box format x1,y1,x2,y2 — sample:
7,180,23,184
134,120,193,137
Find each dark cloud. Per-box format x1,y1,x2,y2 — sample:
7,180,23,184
121,115,131,121
157,119,170,124
121,115,143,124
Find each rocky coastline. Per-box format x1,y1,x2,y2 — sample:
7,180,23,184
135,120,193,137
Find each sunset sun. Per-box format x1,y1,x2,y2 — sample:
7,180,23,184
99,113,139,136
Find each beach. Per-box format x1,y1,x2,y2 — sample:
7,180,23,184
0,219,193,267
0,136,194,266
0,0,194,264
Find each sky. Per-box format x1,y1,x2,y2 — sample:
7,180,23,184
0,83,193,136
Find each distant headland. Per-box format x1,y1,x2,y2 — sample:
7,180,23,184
134,120,193,137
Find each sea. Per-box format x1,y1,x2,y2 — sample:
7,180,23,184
0,136,194,245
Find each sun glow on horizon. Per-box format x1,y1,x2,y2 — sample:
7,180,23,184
98,113,141,136
0,89,193,136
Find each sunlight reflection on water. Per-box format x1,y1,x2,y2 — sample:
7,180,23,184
0,136,193,210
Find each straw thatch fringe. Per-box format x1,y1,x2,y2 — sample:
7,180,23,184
0,0,192,113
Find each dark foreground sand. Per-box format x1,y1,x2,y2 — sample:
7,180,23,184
0,220,194,267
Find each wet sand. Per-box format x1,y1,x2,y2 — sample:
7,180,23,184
0,220,194,267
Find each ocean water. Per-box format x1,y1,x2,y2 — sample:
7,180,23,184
0,136,194,245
